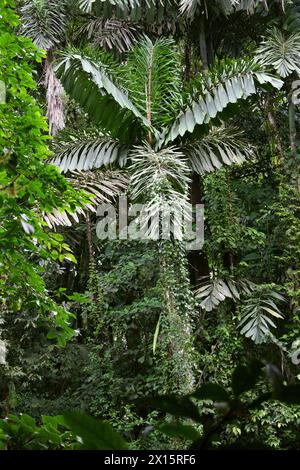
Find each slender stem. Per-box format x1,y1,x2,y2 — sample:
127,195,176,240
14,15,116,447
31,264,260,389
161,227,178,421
199,15,208,72
289,99,297,157
86,211,94,262
146,44,154,145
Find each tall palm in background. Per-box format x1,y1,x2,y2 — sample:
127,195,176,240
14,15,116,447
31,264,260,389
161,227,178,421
20,0,69,135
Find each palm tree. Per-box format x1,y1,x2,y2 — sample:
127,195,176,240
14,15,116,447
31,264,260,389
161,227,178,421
256,26,300,156
50,36,282,391
53,36,282,188
19,0,69,135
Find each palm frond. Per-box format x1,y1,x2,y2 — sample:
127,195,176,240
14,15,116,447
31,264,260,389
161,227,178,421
129,144,190,201
196,276,255,312
44,170,127,228
78,0,157,13
161,58,283,146
56,49,154,142
129,144,191,240
179,0,263,19
78,0,176,27
179,0,202,18
235,0,268,13
238,287,285,344
179,0,242,19
20,0,68,50
76,19,139,53
187,126,255,175
50,133,129,172
255,28,300,78
68,169,128,204
124,37,182,129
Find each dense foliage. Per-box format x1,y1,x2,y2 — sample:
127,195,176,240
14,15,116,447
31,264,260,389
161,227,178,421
0,0,300,451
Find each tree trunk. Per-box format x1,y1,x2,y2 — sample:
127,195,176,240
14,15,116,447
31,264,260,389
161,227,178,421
289,100,297,157
188,173,209,285
199,15,208,72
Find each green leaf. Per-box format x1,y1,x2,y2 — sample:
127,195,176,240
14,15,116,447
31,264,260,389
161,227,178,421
63,412,128,450
191,383,230,402
145,395,202,423
231,361,264,397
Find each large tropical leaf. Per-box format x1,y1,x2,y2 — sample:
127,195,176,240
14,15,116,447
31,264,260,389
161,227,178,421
20,0,68,50
44,169,127,228
255,27,300,78
76,18,139,53
161,58,283,146
124,37,182,129
78,0,177,26
68,169,127,204
179,0,240,18
129,144,191,240
50,134,129,172
187,126,255,174
238,287,285,344
196,276,255,312
179,0,278,19
79,0,156,12
235,0,268,13
56,49,154,142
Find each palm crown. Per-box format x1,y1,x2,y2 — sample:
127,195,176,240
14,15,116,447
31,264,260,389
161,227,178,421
51,37,282,217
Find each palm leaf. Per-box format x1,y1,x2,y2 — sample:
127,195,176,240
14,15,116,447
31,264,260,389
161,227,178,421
79,0,157,13
255,28,300,78
124,37,182,129
20,0,68,50
238,287,285,344
187,126,255,174
56,49,154,142
50,135,129,172
68,169,127,204
179,0,240,19
44,170,127,228
161,58,283,146
77,19,139,53
196,276,255,312
129,144,191,240
78,0,176,26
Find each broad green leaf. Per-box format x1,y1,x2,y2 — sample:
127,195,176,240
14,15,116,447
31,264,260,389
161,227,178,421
232,361,264,397
63,412,128,450
191,383,230,402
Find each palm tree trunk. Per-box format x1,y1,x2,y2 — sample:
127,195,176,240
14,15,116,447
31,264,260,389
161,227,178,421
199,15,208,72
289,99,297,157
